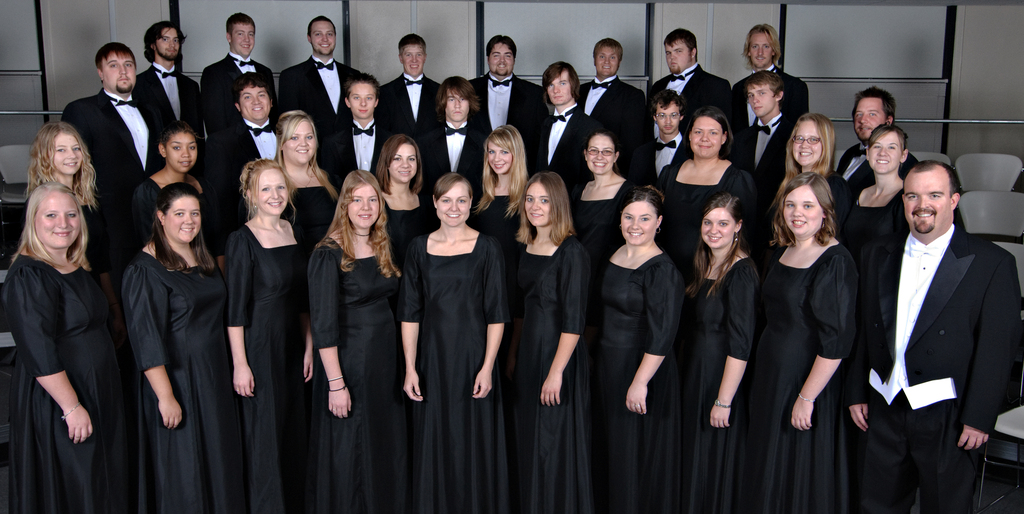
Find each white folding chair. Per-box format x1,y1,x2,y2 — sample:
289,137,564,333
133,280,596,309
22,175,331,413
913,151,951,166
955,153,1023,192
958,191,1024,239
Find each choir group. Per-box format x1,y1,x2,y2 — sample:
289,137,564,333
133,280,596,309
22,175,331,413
3,11,1021,514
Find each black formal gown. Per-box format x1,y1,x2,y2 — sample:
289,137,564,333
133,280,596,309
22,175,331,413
82,205,111,279
122,253,244,514
842,192,907,266
131,177,224,256
679,259,760,514
3,258,128,513
398,235,511,514
570,181,633,326
513,239,593,514
591,253,684,514
306,249,408,514
826,174,854,230
225,226,309,514
385,193,438,272
742,245,857,514
291,183,339,255
656,164,757,278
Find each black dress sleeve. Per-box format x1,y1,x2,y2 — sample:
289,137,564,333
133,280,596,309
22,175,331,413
724,260,760,361
641,257,686,356
132,179,158,245
122,257,172,371
557,238,590,335
724,166,758,243
828,174,854,230
810,247,859,359
480,235,511,325
225,229,254,327
83,205,111,275
2,259,65,377
307,246,342,350
198,177,225,257
398,236,426,323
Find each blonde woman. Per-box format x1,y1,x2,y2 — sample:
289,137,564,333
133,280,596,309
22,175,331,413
781,112,853,227
275,110,340,254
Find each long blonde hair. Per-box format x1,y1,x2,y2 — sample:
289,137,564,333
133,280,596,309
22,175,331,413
318,170,400,277
783,113,836,185
27,122,98,209
17,182,90,270
477,125,528,218
274,110,338,200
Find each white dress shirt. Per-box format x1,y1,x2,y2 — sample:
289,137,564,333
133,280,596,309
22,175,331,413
487,73,512,130
584,75,615,115
547,104,575,165
229,52,255,74
105,90,149,166
446,122,467,172
152,63,181,120
244,119,276,159
655,133,683,175
755,113,783,167
353,120,376,171
843,143,869,180
666,62,698,95
314,56,341,114
404,73,423,122
869,224,958,409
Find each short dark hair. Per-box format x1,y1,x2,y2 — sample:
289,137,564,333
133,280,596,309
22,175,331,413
688,106,733,159
486,35,517,58
593,38,623,60
231,72,270,103
143,21,185,63
649,90,686,118
399,33,426,52
95,42,134,69
664,28,698,60
622,185,665,218
907,160,961,196
159,120,199,146
435,76,480,122
541,61,580,104
344,72,380,97
746,70,784,96
226,12,255,33
852,86,897,120
306,16,335,36
586,129,623,177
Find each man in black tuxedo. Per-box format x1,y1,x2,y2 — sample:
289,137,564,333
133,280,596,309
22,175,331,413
628,90,688,187
205,73,276,237
377,34,442,139
649,28,731,125
837,87,919,198
578,38,646,173
201,12,277,135
135,21,203,137
730,24,808,132
847,162,1021,514
320,73,393,181
731,71,793,253
469,35,549,172
62,42,163,289
416,76,486,196
536,61,603,193
278,16,358,143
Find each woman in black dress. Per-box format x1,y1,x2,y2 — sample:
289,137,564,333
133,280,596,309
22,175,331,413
512,172,593,513
275,110,340,255
132,121,223,260
842,124,909,263
3,183,127,513
399,173,511,514
781,113,853,228
656,106,756,278
306,170,408,513
591,186,684,514
571,129,633,331
741,172,858,514
122,183,245,514
376,134,437,270
679,192,759,514
226,159,311,513
27,121,123,345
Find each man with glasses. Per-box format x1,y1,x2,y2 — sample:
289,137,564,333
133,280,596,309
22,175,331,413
628,90,688,187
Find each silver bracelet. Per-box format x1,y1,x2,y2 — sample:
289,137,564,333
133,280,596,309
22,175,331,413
798,393,815,403
714,399,731,409
61,401,82,421
328,376,344,382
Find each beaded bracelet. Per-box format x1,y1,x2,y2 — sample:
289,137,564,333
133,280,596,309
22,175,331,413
798,393,815,403
61,401,82,421
714,399,731,409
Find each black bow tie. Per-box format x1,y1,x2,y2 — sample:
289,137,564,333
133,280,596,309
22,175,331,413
591,81,611,90
353,125,375,136
669,70,695,82
757,124,772,135
235,58,253,67
113,99,137,107
445,125,467,136
654,139,677,151
489,77,511,88
249,125,272,136
550,106,577,123
853,146,867,157
315,60,334,71
405,78,423,86
160,70,178,79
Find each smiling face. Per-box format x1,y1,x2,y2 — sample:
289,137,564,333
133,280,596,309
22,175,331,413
345,82,378,125
701,207,742,251
486,142,512,176
158,131,197,175
594,46,621,82
388,143,418,186
488,43,515,80
689,116,727,159
157,196,202,247
235,85,271,125
51,132,83,181
902,167,959,244
433,181,472,227
35,191,81,259
867,131,908,176
783,184,825,242
585,134,618,176
792,120,824,172
307,20,336,59
282,120,316,168
664,40,696,75
747,32,775,71
252,167,288,217
854,97,893,143
399,44,426,78
347,183,380,233
97,52,136,99
524,182,551,228
620,200,662,247
227,23,255,58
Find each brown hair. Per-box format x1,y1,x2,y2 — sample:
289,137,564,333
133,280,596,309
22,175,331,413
542,61,581,103
399,33,426,52
585,129,622,177
852,86,896,120
867,123,907,150
687,192,751,297
907,160,960,196
343,72,380,97
274,110,338,200
231,72,271,103
318,170,400,277
226,12,255,33
783,112,836,187
745,70,784,96
477,125,528,217
593,38,623,60
664,28,698,59
94,42,134,68
433,172,474,201
649,89,686,118
486,35,517,58
239,159,294,220
622,185,665,218
742,24,781,70
688,106,733,160
375,134,423,195
150,182,216,274
435,76,480,123
16,182,90,271
517,172,575,246
27,122,98,209
771,172,837,248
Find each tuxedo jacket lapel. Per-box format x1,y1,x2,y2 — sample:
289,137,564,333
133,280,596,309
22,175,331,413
97,93,144,170
399,84,418,130
304,64,335,113
878,239,903,360
907,230,974,349
538,118,554,166
586,79,620,119
756,129,788,175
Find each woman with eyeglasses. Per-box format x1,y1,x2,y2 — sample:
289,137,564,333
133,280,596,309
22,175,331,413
781,113,853,228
